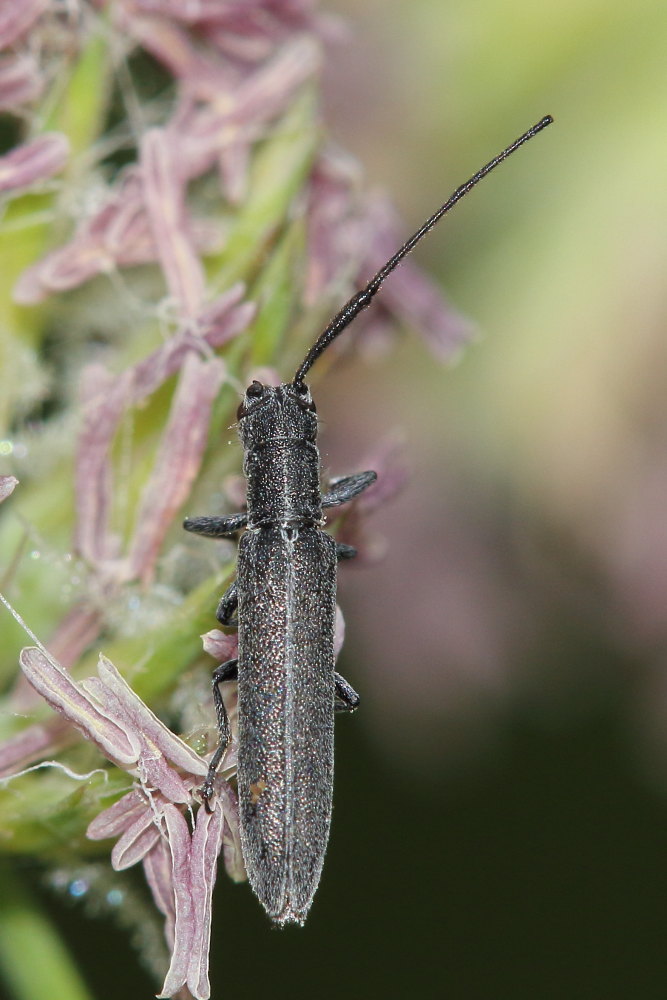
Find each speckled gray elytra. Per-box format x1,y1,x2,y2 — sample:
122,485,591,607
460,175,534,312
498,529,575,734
184,116,553,925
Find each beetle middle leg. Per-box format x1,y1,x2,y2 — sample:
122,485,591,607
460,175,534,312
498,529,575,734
336,541,357,561
202,656,238,807
217,579,238,626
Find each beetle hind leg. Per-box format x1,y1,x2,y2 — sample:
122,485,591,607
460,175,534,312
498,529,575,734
336,541,357,561
335,671,360,712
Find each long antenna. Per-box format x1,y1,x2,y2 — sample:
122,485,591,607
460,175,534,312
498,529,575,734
293,114,553,385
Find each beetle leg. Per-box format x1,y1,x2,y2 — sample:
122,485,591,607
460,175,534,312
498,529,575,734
322,470,376,508
336,541,357,561
202,657,238,807
216,580,238,626
183,512,247,537
334,671,360,712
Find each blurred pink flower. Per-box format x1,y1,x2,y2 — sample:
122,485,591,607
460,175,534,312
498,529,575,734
0,0,49,51
332,433,410,564
0,132,69,193
0,53,43,108
0,475,18,502
303,155,473,364
74,286,254,583
355,197,474,361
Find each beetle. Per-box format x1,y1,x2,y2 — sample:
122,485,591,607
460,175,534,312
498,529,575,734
184,115,553,925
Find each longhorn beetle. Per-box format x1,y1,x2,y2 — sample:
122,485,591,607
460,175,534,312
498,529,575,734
184,115,553,925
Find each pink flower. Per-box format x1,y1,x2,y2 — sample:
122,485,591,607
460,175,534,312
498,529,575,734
19,646,242,1000
73,286,254,582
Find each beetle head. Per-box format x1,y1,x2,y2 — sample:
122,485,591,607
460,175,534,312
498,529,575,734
237,380,317,445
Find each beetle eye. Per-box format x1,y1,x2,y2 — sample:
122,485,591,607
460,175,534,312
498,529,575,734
246,380,264,398
293,381,308,396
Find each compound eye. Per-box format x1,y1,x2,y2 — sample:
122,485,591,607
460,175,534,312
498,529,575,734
246,380,264,398
236,379,265,420
293,381,308,396
238,380,264,418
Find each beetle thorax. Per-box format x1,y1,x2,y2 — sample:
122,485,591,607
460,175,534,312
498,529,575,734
238,382,322,528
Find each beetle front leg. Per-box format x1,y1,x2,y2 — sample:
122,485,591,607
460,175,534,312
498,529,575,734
322,470,376,508
202,657,238,808
334,671,360,712
183,512,247,537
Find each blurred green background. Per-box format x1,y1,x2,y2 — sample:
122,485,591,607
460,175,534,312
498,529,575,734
4,0,667,998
